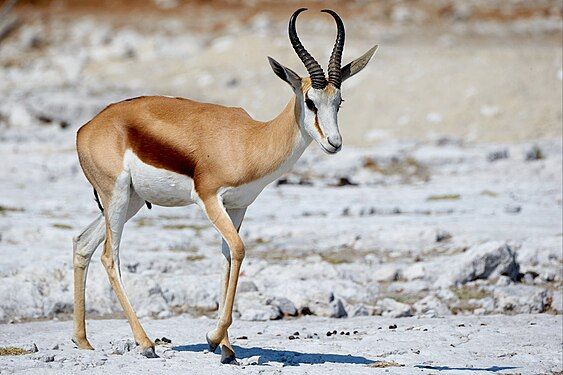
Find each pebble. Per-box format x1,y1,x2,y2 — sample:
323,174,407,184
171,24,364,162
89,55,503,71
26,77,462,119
35,354,55,362
111,339,135,355
240,355,264,366
22,343,38,353
525,145,544,161
487,149,509,162
155,336,172,345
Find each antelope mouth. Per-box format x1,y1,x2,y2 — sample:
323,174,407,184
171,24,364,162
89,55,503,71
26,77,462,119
319,142,341,154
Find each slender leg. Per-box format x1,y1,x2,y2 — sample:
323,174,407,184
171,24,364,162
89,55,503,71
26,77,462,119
202,198,246,364
99,175,156,357
72,214,105,349
73,188,144,350
214,208,246,356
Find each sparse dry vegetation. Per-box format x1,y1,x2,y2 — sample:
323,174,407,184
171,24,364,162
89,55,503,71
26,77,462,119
0,347,31,356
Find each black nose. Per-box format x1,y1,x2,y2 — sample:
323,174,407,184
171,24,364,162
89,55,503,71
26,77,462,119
327,136,342,150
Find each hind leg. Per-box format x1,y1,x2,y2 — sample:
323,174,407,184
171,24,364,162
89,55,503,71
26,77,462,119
73,213,105,349
73,188,144,350
99,174,156,357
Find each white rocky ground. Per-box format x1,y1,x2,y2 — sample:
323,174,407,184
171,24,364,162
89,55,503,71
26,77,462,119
0,314,562,374
1,134,561,323
0,2,562,374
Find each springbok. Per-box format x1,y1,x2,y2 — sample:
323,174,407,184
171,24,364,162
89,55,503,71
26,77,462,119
73,8,377,364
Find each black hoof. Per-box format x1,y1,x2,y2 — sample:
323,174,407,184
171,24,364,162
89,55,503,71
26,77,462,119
140,347,159,358
206,334,218,353
221,354,238,365
220,345,237,365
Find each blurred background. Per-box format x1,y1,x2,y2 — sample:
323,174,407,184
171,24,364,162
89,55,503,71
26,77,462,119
0,0,561,327
1,0,561,143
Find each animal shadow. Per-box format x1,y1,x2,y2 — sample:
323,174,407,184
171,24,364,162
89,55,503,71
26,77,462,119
415,364,518,372
173,343,375,366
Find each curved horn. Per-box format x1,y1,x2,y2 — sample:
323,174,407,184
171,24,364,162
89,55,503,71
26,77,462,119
289,8,327,89
321,9,345,88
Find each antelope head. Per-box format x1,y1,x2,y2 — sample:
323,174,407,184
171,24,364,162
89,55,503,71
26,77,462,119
269,8,378,154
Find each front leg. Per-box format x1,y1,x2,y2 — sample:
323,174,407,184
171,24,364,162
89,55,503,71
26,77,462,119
213,209,246,356
202,197,246,364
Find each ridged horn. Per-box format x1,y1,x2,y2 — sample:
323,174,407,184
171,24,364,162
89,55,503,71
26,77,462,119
289,8,327,89
321,9,345,88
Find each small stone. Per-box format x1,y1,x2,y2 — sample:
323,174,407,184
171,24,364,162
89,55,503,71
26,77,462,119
236,336,248,340
504,205,522,214
330,298,348,318
23,343,38,353
352,304,370,317
269,297,297,317
525,145,544,161
414,295,451,317
487,149,509,162
111,339,135,355
240,355,264,366
436,230,452,242
376,298,413,318
35,354,55,362
389,324,397,330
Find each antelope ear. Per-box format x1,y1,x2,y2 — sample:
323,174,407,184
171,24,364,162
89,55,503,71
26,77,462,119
268,56,302,92
341,45,378,83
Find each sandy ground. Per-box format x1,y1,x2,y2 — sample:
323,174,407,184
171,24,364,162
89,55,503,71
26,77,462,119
1,314,562,374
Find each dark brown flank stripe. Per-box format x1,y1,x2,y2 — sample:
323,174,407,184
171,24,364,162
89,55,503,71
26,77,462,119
126,125,196,178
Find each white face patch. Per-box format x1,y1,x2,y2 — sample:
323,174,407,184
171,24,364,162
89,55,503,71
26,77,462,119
302,87,343,154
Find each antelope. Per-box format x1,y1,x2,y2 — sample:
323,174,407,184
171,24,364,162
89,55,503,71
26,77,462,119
73,8,377,364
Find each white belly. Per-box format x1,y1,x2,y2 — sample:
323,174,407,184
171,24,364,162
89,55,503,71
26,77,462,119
125,150,196,207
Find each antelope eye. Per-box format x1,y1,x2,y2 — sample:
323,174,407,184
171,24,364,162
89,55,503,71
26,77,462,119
305,98,317,113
